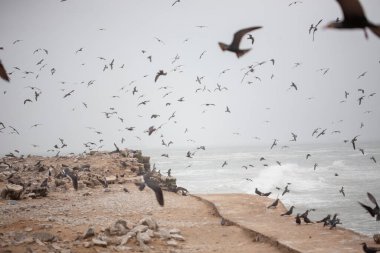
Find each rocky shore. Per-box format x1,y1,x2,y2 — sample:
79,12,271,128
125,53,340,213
0,149,378,253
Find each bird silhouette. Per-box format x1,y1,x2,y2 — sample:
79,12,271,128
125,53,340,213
358,192,380,221
281,206,295,216
218,26,262,58
155,70,167,82
339,186,345,197
247,34,255,44
136,173,164,206
0,61,10,82
326,0,380,39
62,168,78,190
351,135,359,150
267,198,279,209
361,242,380,253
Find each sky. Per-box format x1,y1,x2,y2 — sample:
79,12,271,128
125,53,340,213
0,0,380,156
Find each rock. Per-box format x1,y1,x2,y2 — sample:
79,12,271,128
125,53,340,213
92,238,107,247
119,231,135,245
83,227,95,239
83,241,92,248
170,234,185,241
156,229,171,240
131,225,148,234
32,231,57,242
138,217,158,231
137,231,152,244
24,227,33,232
105,175,117,184
106,220,129,236
169,229,181,235
167,239,178,247
1,184,24,200
374,233,380,244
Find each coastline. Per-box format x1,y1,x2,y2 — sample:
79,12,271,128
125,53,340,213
0,150,377,253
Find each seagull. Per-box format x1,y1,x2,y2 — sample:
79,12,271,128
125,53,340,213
289,82,298,90
281,206,295,216
309,19,323,41
218,26,262,58
0,61,10,82
136,173,164,206
339,186,345,197
62,168,78,190
267,198,279,209
361,242,380,253
155,70,167,82
351,135,359,150
221,161,228,167
270,139,278,149
358,192,380,221
370,156,377,163
325,0,380,39
290,132,297,141
247,34,255,44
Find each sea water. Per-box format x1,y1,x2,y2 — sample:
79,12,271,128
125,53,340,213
145,142,380,236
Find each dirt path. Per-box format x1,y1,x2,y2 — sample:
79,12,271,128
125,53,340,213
0,183,281,253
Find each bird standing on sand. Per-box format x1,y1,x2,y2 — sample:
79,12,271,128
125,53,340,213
295,214,301,225
267,198,279,209
325,0,380,39
281,206,295,216
136,173,164,206
218,26,262,58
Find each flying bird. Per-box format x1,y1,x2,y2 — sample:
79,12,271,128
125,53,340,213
325,0,380,39
218,26,262,58
339,186,345,197
247,34,255,44
351,135,359,150
136,173,164,206
0,61,10,82
358,192,380,221
155,70,167,82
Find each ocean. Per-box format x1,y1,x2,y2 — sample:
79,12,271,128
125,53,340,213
145,142,380,236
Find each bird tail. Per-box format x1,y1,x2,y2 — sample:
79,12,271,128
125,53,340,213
236,49,251,58
369,25,380,38
218,42,229,51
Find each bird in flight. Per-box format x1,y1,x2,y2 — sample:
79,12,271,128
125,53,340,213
0,61,10,82
247,34,255,44
155,70,167,82
325,0,380,39
309,19,323,41
218,26,262,58
136,173,164,206
358,192,379,221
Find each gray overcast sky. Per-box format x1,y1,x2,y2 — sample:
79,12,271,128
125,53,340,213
0,0,379,155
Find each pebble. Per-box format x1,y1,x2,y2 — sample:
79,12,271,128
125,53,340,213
25,227,33,232
92,238,108,247
138,217,158,231
167,239,178,247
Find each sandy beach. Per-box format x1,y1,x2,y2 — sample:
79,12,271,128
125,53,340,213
0,150,376,253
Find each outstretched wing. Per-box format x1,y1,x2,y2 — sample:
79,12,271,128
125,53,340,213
336,0,367,22
358,201,376,217
145,178,164,206
231,27,262,50
0,61,10,82
367,192,379,207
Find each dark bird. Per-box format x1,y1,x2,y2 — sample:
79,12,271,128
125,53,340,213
247,34,255,44
309,19,323,41
221,161,228,167
358,72,367,79
370,156,377,163
290,132,297,141
281,206,295,216
303,216,313,224
339,186,345,197
358,192,380,221
255,188,271,197
306,153,311,159
295,214,301,225
289,82,298,90
359,148,365,155
282,184,290,196
267,198,279,209
63,90,75,98
351,135,359,150
146,126,157,136
316,128,327,138
24,99,32,104
0,61,10,82
317,214,331,224
225,106,231,113
218,26,262,58
325,0,380,39
313,163,318,170
361,242,380,253
40,178,48,188
271,139,278,149
155,70,167,82
137,173,164,206
62,168,78,190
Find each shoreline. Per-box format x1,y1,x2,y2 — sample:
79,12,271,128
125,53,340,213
0,149,377,252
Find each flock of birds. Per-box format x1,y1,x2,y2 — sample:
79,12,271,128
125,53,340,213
1,0,380,252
